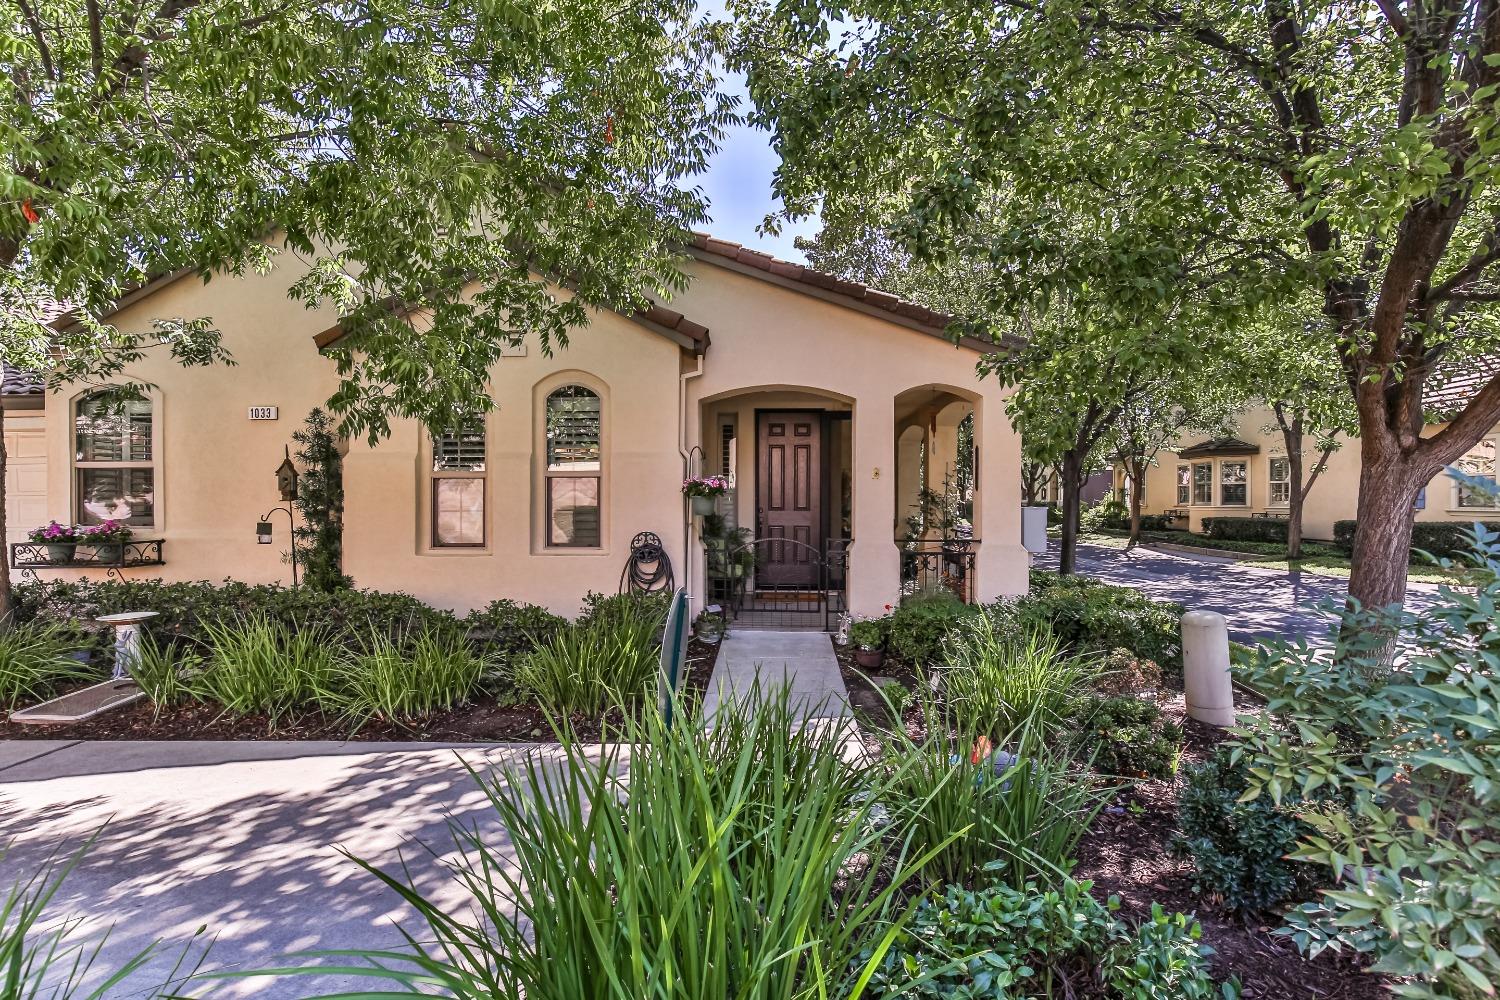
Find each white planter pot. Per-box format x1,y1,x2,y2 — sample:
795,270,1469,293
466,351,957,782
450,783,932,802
691,496,716,516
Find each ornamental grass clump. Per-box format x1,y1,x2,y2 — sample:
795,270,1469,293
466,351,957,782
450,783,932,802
937,616,1096,740
877,694,1106,889
0,622,96,710
258,685,950,999
331,626,485,725
190,616,338,725
515,593,667,715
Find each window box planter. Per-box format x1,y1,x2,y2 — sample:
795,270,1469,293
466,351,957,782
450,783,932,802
9,540,166,570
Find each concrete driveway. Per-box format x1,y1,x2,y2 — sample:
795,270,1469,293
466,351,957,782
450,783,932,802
0,740,588,999
1039,541,1443,645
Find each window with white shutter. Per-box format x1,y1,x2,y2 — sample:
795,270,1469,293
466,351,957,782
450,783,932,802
431,422,486,546
545,386,601,547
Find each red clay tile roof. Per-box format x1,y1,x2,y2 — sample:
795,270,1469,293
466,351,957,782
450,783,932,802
687,232,1018,353
1,362,43,396
1426,356,1500,421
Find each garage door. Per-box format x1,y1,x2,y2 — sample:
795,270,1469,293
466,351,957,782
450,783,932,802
4,413,48,544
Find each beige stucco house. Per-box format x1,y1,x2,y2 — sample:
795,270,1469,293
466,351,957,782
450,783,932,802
2,235,1029,626
1123,382,1500,540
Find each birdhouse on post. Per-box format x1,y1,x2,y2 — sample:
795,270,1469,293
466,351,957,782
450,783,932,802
276,446,299,502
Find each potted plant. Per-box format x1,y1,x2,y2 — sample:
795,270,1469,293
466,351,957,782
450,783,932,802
849,618,888,671
82,520,132,563
28,521,81,563
683,475,730,516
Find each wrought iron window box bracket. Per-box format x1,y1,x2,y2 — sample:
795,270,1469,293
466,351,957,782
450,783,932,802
9,539,166,571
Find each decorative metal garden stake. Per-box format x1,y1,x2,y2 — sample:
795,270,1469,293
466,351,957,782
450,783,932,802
98,611,159,683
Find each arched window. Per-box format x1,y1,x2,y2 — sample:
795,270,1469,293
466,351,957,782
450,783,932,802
544,385,601,547
74,391,155,526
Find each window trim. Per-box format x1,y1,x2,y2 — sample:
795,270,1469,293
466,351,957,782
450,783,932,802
1191,462,1214,506
71,388,161,530
425,419,490,551
1175,464,1190,506
1219,460,1249,507
1451,437,1500,510
534,372,608,554
1268,456,1291,507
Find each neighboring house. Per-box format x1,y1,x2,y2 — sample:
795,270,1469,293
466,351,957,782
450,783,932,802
1125,371,1500,540
2,235,1029,626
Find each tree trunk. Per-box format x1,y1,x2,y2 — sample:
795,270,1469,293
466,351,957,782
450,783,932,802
1348,450,1424,612
0,402,13,630
1283,422,1305,561
1127,457,1144,547
1058,450,1084,575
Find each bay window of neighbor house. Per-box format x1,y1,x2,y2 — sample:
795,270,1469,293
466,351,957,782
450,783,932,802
545,385,602,547
1220,461,1248,506
431,423,486,547
1191,462,1213,505
1454,438,1499,508
1269,457,1291,505
74,392,155,526
1176,465,1190,505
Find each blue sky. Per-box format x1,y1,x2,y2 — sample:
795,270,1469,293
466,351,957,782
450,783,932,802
693,8,820,263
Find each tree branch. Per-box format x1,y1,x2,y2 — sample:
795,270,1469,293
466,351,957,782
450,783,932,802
14,0,57,81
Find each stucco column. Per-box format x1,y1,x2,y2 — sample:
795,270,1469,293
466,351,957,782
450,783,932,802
850,394,900,615
895,423,924,536
975,395,1028,601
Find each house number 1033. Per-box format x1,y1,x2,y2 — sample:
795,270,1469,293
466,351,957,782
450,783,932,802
248,406,279,421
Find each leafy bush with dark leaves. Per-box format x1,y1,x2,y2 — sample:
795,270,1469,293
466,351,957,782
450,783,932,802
1201,516,1288,543
1081,497,1130,532
1175,748,1329,916
1076,695,1183,780
463,599,566,661
885,593,981,667
1017,571,1183,670
861,879,1233,999
1333,517,1500,558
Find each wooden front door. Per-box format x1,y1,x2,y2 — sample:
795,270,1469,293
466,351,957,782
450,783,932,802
756,411,822,588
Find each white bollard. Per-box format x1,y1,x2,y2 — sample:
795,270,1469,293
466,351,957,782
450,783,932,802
1181,610,1235,727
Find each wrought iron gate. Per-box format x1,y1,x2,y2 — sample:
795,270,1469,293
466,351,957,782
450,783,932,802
706,537,849,631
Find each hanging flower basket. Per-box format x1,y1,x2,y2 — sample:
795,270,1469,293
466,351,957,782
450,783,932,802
683,476,729,515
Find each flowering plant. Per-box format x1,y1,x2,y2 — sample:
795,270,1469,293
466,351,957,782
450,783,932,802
682,475,730,498
81,520,132,544
27,520,80,544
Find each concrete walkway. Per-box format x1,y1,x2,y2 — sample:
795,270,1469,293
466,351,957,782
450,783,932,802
702,630,851,724
0,740,590,999
1039,541,1442,645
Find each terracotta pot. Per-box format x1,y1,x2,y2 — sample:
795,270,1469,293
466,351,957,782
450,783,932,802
854,647,886,671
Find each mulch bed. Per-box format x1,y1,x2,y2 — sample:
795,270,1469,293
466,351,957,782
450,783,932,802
0,635,723,743
835,642,1385,1000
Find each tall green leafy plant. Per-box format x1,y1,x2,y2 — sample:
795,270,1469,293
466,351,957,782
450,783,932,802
1233,526,1500,996
0,622,95,710
938,617,1096,740
292,409,351,592
250,686,950,999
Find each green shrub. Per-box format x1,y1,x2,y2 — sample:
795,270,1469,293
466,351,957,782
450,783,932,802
939,619,1095,740
0,623,98,710
885,594,981,667
861,878,1233,1000
1201,516,1288,543
14,578,456,652
189,617,339,725
515,595,667,715
1076,695,1183,781
1232,525,1500,996
1081,497,1130,532
1016,572,1183,669
1092,647,1164,697
462,599,566,663
126,634,199,713
330,627,486,725
1139,513,1172,532
880,713,1105,888
1333,517,1500,558
1174,747,1327,916
270,685,942,999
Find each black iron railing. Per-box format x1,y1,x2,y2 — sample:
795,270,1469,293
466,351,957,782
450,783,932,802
898,538,979,603
706,536,851,631
10,539,165,570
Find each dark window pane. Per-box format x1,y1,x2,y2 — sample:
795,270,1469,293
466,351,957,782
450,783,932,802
546,386,601,471
433,478,485,545
76,395,152,463
548,477,600,547
433,425,486,472
78,469,154,525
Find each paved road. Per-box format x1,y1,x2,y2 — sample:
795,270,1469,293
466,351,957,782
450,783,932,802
0,740,595,999
1038,541,1442,645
